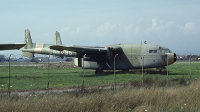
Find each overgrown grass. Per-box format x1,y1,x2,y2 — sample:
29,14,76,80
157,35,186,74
0,79,200,111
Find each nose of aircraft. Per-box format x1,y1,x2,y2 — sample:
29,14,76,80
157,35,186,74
165,53,177,65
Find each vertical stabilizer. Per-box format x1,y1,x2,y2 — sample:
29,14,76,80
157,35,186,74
24,29,33,49
54,31,62,45
23,29,34,58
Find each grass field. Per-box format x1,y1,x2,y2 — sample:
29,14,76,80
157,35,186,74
0,61,200,111
0,61,199,91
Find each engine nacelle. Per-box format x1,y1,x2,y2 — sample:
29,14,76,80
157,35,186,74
74,58,98,69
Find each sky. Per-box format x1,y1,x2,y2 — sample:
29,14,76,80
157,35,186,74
0,0,200,55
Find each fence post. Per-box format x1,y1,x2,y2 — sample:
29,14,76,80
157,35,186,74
8,54,12,96
47,54,50,90
166,54,169,85
142,55,145,85
114,54,118,90
189,54,192,79
81,54,86,93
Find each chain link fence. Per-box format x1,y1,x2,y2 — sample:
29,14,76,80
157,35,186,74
0,54,199,96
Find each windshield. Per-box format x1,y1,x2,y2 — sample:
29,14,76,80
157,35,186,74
149,49,172,53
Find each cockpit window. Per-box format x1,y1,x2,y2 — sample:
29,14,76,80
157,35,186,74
149,49,172,53
167,50,172,53
153,50,157,53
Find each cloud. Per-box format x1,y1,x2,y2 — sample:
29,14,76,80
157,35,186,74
152,18,160,28
145,18,175,38
177,22,200,34
89,23,122,37
75,26,90,35
137,18,143,23
59,26,70,35
59,18,200,46
134,26,141,33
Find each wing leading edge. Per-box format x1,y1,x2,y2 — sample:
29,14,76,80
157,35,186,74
49,45,108,55
0,43,25,51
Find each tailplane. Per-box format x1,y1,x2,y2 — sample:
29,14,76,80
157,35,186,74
54,31,62,45
22,30,63,58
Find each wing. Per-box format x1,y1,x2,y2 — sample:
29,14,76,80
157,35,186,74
0,43,25,51
50,45,108,55
50,45,121,60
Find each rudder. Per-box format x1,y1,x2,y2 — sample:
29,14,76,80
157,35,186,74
23,29,34,58
24,29,33,49
54,31,62,45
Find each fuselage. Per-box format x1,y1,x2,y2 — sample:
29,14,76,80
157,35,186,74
116,43,175,69
79,43,176,70
23,43,176,70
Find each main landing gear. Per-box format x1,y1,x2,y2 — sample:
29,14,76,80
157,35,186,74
156,67,166,72
95,69,104,75
121,69,129,73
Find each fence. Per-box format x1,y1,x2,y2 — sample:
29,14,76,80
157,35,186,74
0,54,199,96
